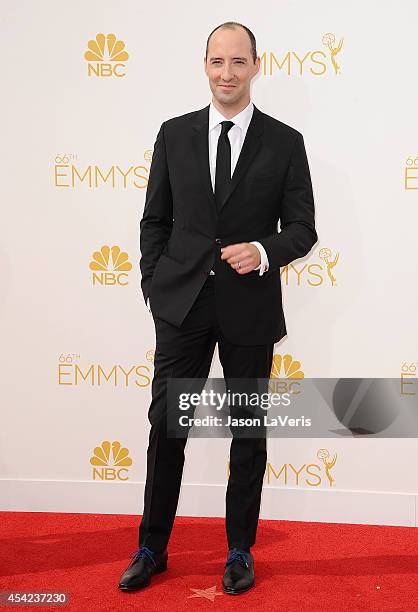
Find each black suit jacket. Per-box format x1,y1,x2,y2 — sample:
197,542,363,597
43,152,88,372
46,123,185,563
140,103,318,345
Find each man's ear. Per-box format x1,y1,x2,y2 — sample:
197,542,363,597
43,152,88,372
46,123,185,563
254,56,261,76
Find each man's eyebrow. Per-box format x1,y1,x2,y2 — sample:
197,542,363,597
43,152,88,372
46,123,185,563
209,56,248,61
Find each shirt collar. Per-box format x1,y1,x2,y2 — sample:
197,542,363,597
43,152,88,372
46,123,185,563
209,100,254,133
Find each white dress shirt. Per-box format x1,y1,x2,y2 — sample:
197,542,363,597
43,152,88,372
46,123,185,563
208,100,269,276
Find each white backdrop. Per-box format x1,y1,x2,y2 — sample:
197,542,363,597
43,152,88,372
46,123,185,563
1,0,418,526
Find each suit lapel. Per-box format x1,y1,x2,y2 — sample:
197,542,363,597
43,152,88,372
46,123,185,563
191,105,217,221
191,103,264,215
219,104,264,211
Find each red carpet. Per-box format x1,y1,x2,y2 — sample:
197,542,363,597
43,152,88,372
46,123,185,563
0,512,417,610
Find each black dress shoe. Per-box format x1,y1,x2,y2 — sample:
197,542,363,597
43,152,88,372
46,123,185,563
118,545,168,591
222,548,255,595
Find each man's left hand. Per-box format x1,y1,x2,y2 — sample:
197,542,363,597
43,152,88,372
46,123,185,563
220,243,261,274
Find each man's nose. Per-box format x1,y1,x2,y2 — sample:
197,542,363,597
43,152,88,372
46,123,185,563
220,64,234,80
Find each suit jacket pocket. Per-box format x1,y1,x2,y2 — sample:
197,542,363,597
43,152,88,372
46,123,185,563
149,253,185,298
158,238,187,265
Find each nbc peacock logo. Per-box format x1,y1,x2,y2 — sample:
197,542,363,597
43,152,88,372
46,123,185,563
268,353,304,394
89,245,132,286
90,440,133,481
84,33,129,77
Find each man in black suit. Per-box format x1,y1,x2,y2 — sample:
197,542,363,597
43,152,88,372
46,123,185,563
119,21,317,595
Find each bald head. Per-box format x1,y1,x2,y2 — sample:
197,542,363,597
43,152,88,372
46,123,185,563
205,22,257,64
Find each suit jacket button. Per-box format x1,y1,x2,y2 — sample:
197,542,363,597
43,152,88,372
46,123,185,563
215,238,222,245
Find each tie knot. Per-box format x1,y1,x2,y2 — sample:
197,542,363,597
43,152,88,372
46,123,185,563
220,120,234,135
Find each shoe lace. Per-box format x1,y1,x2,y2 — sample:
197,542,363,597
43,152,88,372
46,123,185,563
226,550,250,568
129,545,156,567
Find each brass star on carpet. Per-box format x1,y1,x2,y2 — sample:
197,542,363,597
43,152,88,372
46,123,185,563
188,585,223,601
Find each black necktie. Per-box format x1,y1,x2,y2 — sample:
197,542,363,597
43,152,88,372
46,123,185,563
214,120,234,213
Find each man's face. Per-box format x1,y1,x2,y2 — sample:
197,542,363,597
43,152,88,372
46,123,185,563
204,27,260,108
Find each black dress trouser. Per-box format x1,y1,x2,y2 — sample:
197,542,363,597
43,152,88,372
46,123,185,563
138,273,274,552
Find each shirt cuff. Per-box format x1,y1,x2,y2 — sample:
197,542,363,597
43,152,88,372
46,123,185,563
250,241,269,276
